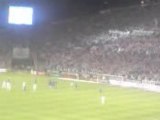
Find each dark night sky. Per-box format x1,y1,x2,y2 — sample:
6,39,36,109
6,0,141,18
0,0,158,25
34,0,141,22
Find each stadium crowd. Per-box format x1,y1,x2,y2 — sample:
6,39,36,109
32,4,160,82
1,3,160,83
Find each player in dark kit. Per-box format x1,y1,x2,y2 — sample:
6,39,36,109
48,79,57,89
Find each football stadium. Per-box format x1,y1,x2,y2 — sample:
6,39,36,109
0,0,160,120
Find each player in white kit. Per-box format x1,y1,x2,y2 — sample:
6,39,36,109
33,80,37,92
101,96,106,105
6,80,11,91
22,81,27,91
2,80,7,89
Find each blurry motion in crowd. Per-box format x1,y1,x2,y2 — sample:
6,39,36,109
141,0,145,7
22,81,27,91
33,79,37,92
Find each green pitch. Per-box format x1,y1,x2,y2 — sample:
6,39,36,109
0,72,160,120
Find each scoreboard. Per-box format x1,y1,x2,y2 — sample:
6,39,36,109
13,47,30,59
0,1,34,26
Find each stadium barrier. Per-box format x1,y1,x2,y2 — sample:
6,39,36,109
59,72,160,93
109,80,160,93
30,70,46,75
59,72,123,84
59,78,99,84
0,68,7,73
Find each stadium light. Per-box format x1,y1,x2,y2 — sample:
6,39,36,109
8,6,33,25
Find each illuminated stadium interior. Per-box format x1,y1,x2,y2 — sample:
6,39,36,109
0,0,160,120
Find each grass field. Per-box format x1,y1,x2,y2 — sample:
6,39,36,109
0,72,160,120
